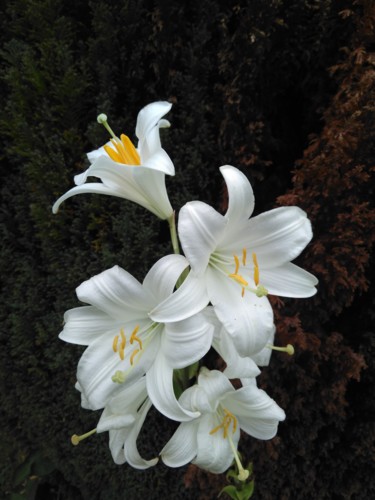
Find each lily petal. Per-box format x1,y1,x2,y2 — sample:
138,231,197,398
178,201,227,275
108,429,127,464
97,378,147,432
261,262,318,298
161,421,198,467
60,306,122,346
124,399,159,469
136,101,172,145
212,327,261,379
220,206,313,268
206,267,274,356
162,313,213,369
197,368,235,410
220,165,255,223
251,326,275,367
77,155,173,216
146,352,200,421
143,254,189,303
225,385,286,440
76,266,154,321
52,182,126,214
149,272,209,323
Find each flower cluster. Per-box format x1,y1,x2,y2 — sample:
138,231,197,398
54,102,317,480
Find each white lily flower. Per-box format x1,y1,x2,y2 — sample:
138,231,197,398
152,165,317,357
53,101,175,219
96,377,157,469
161,368,285,476
59,254,213,421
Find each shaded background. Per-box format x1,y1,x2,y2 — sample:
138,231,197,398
1,0,374,498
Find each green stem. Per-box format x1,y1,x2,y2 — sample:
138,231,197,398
168,211,180,255
168,212,197,391
168,211,189,288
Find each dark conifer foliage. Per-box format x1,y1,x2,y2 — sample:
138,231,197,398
1,1,374,499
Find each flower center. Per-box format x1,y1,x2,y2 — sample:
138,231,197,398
97,113,141,165
209,408,237,438
111,322,159,384
227,249,268,298
112,325,143,363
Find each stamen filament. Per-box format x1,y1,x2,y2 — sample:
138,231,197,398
267,343,295,356
71,428,97,446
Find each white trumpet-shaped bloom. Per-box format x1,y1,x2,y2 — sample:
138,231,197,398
152,165,317,357
96,377,157,469
53,101,175,219
59,254,213,421
161,368,285,474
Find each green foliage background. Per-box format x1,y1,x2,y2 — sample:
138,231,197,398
1,1,374,499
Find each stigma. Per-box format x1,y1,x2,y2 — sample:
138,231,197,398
71,428,97,446
267,343,295,356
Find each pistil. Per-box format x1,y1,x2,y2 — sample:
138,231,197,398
267,343,295,356
71,428,97,446
209,408,249,482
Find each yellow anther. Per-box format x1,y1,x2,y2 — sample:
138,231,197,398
209,409,237,438
267,343,295,356
114,329,127,360
71,428,97,446
252,252,259,286
242,248,247,266
112,334,119,353
103,135,141,166
120,328,126,350
130,325,142,350
233,255,240,274
130,348,140,365
229,273,248,287
120,134,141,165
241,287,245,297
104,143,123,163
